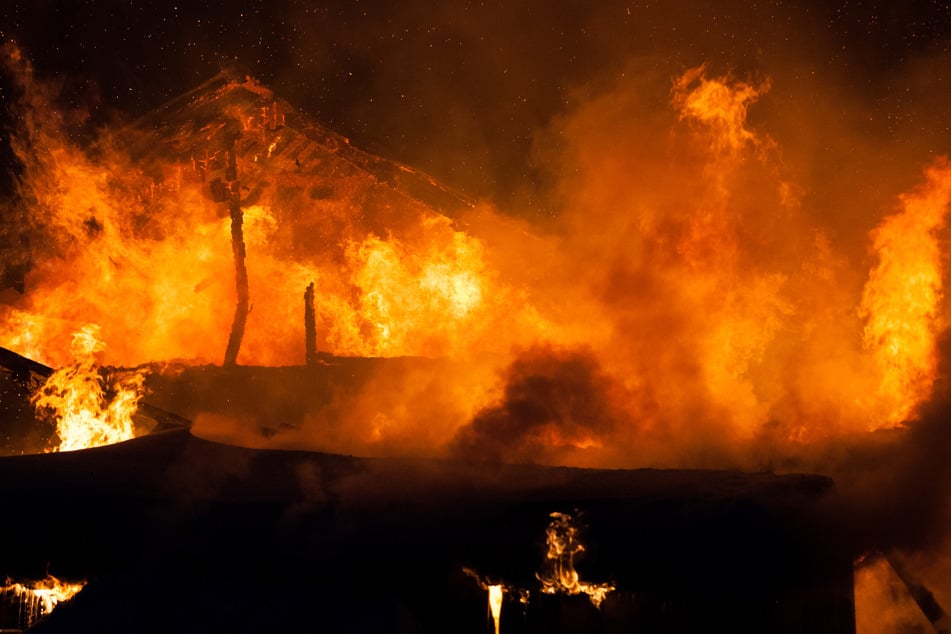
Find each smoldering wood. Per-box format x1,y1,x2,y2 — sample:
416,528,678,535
223,198,249,366
304,281,317,366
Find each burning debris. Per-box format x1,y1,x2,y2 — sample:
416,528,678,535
0,45,535,369
536,512,615,608
1,345,187,456
463,510,614,633
31,325,145,452
0,574,85,630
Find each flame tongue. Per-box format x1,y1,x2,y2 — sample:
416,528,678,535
859,160,951,426
536,512,615,608
31,325,146,451
0,48,532,367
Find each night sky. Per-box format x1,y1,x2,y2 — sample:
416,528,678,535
1,0,949,206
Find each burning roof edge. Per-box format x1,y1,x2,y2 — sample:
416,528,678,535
118,66,476,217
0,345,189,446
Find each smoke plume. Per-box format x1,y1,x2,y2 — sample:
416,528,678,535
451,346,624,466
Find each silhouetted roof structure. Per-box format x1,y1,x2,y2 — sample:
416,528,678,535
120,66,473,221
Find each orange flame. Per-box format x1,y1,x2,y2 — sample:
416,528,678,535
31,325,145,451
536,512,614,608
859,160,951,427
463,567,531,634
0,47,542,368
1,574,85,628
487,584,504,634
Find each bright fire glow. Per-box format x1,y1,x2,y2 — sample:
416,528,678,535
487,584,503,634
672,64,770,154
859,160,951,426
463,567,527,634
2,44,951,462
31,325,145,451
0,46,536,368
536,512,614,608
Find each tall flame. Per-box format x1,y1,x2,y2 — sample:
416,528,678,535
31,325,145,451
859,160,951,426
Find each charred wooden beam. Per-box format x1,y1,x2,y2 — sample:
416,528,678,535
222,138,249,367
304,281,317,366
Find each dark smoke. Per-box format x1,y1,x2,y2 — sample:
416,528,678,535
451,346,624,465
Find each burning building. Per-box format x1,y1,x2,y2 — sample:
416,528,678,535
1,26,951,632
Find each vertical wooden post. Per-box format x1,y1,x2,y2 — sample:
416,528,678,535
304,282,317,366
223,139,249,367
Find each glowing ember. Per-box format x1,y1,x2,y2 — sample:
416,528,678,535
536,512,614,608
1,574,85,628
31,325,146,451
